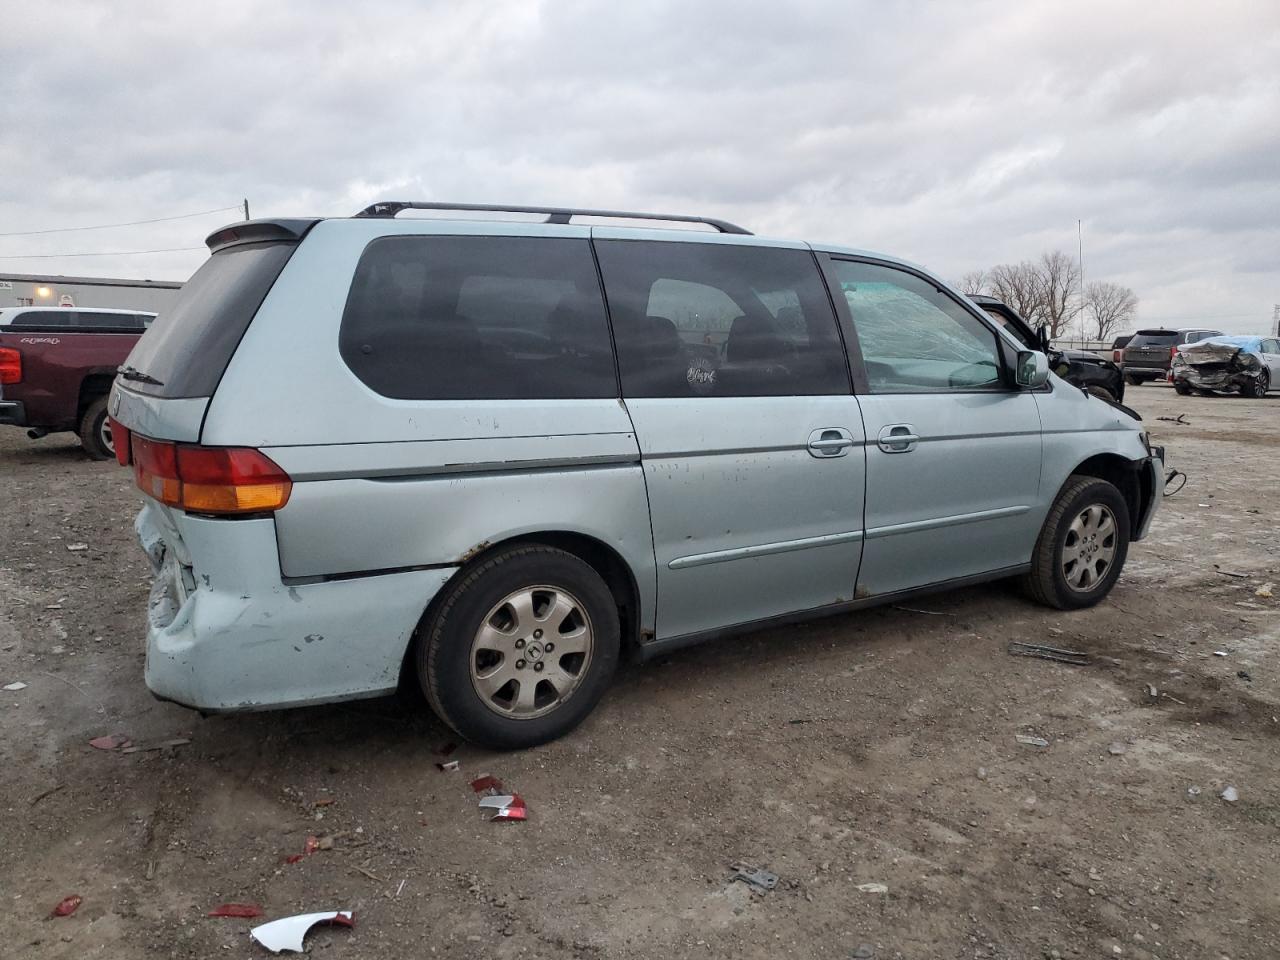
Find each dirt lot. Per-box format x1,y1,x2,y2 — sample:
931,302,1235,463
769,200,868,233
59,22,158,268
1,384,1277,960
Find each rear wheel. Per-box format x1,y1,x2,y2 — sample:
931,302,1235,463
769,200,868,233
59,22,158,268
418,545,620,749
1021,476,1131,610
77,396,113,461
1241,370,1269,399
1125,374,1143,386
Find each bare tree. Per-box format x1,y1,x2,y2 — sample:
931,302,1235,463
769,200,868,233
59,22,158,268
986,261,1046,327
1085,280,1138,341
959,269,988,296
1037,250,1080,340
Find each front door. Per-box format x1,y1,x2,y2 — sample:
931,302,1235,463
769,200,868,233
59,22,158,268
593,235,866,640
824,255,1043,599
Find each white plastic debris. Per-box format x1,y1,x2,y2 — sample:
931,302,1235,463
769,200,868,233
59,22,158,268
1255,583,1274,599
1221,786,1239,803
250,911,353,953
1187,786,1202,798
1015,734,1050,748
856,882,889,894
66,543,89,552
3,682,27,692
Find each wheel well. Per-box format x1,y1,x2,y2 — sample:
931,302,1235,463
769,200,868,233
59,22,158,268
1070,454,1146,537
400,532,644,693
77,374,114,421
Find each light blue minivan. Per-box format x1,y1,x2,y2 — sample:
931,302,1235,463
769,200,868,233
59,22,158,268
109,203,1164,748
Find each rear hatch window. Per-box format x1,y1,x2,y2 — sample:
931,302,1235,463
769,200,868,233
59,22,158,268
1127,331,1179,348
121,242,295,398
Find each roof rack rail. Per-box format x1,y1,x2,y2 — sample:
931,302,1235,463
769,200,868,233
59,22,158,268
353,201,751,235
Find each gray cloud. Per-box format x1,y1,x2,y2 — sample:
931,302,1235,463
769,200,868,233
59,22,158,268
2,0,1277,332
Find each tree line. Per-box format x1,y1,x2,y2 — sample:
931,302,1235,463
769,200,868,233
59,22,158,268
960,251,1138,342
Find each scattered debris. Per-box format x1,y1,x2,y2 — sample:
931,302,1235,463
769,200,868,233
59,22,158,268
1213,651,1228,658
1144,683,1159,699
209,903,264,918
312,798,336,808
66,543,89,552
250,911,354,953
1256,583,1275,599
856,882,889,894
1163,469,1187,496
729,865,778,892
892,605,953,616
395,878,406,897
88,733,131,750
1015,734,1050,748
352,865,388,883
121,737,191,754
1221,786,1239,803
1107,742,1128,756
284,835,328,864
1213,565,1248,578
1156,413,1189,424
852,946,876,959
436,760,460,772
470,775,527,821
1007,641,1090,666
50,895,82,917
1187,786,1202,798
1237,670,1252,682
30,783,65,806
2,681,27,691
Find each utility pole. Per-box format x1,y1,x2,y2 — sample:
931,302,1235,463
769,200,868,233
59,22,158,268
1077,219,1086,344
243,198,250,221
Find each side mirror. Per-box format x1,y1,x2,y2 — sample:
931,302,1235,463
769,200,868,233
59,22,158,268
1035,324,1050,353
1016,350,1050,388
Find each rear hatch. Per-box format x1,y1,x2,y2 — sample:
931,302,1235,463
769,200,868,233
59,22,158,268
110,221,314,442
1123,330,1179,368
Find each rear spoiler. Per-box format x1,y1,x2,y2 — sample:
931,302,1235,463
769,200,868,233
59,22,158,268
205,219,320,253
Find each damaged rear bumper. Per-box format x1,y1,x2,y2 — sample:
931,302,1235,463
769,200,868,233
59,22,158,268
136,501,454,712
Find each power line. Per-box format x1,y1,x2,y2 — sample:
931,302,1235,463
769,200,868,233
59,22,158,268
0,205,241,238
0,247,205,259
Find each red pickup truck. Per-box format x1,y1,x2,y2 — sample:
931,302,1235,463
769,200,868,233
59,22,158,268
0,306,155,459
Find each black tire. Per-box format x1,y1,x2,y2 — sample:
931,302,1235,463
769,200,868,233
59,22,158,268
1125,374,1145,386
1021,476,1131,610
77,396,114,461
1173,381,1192,396
418,545,620,749
1241,371,1269,399
1086,385,1117,403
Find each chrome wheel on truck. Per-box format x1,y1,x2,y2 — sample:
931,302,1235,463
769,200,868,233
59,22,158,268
419,545,620,749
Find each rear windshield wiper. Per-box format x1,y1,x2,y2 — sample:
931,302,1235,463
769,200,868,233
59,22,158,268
118,365,164,386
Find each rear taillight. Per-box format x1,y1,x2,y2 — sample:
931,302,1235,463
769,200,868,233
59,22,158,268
130,435,292,515
0,347,21,385
109,417,131,466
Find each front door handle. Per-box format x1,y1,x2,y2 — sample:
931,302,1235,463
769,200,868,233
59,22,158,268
877,423,920,453
807,428,855,458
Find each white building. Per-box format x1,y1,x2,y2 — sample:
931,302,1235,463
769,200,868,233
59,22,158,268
0,272,182,313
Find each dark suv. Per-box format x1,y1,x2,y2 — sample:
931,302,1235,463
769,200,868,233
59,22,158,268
1122,328,1222,385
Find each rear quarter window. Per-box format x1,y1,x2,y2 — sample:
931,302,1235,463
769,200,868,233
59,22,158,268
339,236,617,400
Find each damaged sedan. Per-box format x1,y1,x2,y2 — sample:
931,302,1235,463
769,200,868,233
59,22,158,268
1172,336,1280,398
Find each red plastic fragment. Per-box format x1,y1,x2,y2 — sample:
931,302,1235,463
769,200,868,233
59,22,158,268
51,895,82,917
208,903,263,918
88,734,131,751
469,775,503,793
490,794,528,821
313,798,336,807
330,913,356,929
303,836,320,856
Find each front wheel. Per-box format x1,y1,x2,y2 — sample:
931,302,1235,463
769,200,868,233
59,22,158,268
78,396,114,461
417,545,620,749
1241,371,1269,399
1021,476,1131,610
1173,381,1192,396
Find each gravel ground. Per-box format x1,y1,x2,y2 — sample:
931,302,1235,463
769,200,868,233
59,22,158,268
1,383,1277,960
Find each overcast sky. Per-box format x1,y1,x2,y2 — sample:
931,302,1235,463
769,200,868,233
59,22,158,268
2,1,1277,334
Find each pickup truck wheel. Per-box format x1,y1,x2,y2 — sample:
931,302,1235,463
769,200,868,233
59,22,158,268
1021,476,1131,610
77,397,114,461
418,545,620,750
